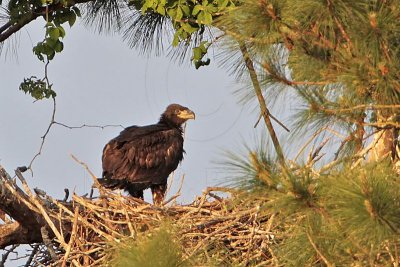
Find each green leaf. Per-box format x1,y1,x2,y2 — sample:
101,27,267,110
54,41,64,53
141,0,157,12
172,32,180,47
33,43,43,54
42,43,54,56
203,11,213,25
197,11,205,23
47,51,55,60
58,26,65,38
33,47,45,61
192,5,202,15
181,5,190,16
199,41,209,52
176,7,183,21
192,47,203,61
181,23,198,34
206,4,218,13
19,77,56,100
48,27,60,40
45,37,57,48
156,5,165,16
167,8,176,18
141,2,149,13
217,0,229,8
72,6,81,17
68,13,76,27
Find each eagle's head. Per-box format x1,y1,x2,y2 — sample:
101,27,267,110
160,104,195,127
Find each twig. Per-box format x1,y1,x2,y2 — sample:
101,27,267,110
245,205,260,265
208,192,223,202
294,126,332,162
163,174,185,206
89,188,94,199
306,138,330,167
63,189,69,202
254,111,290,133
41,227,58,261
70,154,105,195
24,244,39,267
27,100,124,176
14,169,35,198
306,231,333,267
55,196,117,242
53,121,124,130
165,171,175,200
0,245,18,267
28,97,57,175
61,207,79,267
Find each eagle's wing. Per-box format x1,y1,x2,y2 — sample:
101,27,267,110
102,124,184,184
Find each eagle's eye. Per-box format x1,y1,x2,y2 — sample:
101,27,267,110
174,109,179,114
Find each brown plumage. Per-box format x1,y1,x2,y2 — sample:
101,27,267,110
99,104,195,204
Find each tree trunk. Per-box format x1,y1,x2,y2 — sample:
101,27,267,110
369,113,399,162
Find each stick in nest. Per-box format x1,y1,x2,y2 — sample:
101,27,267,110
61,207,79,267
163,174,185,206
70,154,106,196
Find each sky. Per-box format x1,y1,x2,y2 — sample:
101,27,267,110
0,19,273,204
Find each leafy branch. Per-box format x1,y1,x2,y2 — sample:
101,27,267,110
0,0,90,42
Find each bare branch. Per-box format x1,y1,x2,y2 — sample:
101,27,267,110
254,111,290,132
0,244,18,266
238,41,286,167
27,97,124,175
24,244,39,267
53,122,125,130
28,97,57,173
0,223,41,249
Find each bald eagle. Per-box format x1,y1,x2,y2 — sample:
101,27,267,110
99,104,195,204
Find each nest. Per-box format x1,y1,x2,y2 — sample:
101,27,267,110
28,187,276,266
0,160,277,266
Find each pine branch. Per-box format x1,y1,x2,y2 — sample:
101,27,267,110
306,231,333,267
238,41,286,167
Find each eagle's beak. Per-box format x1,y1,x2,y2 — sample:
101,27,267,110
178,109,195,120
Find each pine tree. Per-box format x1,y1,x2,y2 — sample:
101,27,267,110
217,1,400,265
